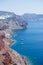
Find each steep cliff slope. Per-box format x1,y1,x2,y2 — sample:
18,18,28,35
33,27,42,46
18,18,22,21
0,11,27,30
0,31,28,65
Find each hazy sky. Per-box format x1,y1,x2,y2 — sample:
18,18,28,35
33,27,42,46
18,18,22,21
0,0,43,15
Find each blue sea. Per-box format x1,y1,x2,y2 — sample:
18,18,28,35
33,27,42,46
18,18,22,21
10,21,43,65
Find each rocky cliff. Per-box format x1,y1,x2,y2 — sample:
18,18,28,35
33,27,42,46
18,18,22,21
0,31,28,65
0,11,27,30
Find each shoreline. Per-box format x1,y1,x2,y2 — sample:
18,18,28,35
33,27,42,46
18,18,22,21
10,30,32,65
9,30,29,65
0,30,28,65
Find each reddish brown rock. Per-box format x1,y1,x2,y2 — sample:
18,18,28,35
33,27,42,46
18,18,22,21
0,31,28,65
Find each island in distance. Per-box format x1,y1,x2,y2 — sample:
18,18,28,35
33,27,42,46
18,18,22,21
0,11,43,31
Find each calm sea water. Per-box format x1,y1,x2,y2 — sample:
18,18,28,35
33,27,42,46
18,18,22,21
10,21,43,65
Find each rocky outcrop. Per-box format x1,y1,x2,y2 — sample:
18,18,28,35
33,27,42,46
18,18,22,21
0,31,28,65
0,11,28,65
0,11,27,30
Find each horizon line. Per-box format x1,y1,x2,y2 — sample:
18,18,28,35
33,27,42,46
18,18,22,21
0,10,43,15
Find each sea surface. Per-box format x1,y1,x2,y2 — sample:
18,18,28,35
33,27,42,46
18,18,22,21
10,21,43,65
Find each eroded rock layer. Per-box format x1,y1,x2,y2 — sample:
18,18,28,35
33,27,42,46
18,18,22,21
0,31,27,65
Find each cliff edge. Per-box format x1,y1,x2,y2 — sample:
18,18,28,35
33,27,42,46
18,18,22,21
0,31,28,65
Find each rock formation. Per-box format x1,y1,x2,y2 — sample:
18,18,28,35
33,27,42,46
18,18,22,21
0,31,28,65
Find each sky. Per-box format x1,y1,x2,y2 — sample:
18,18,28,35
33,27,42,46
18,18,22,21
0,0,43,15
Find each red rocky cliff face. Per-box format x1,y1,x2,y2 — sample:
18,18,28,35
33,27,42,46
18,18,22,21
0,31,27,65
